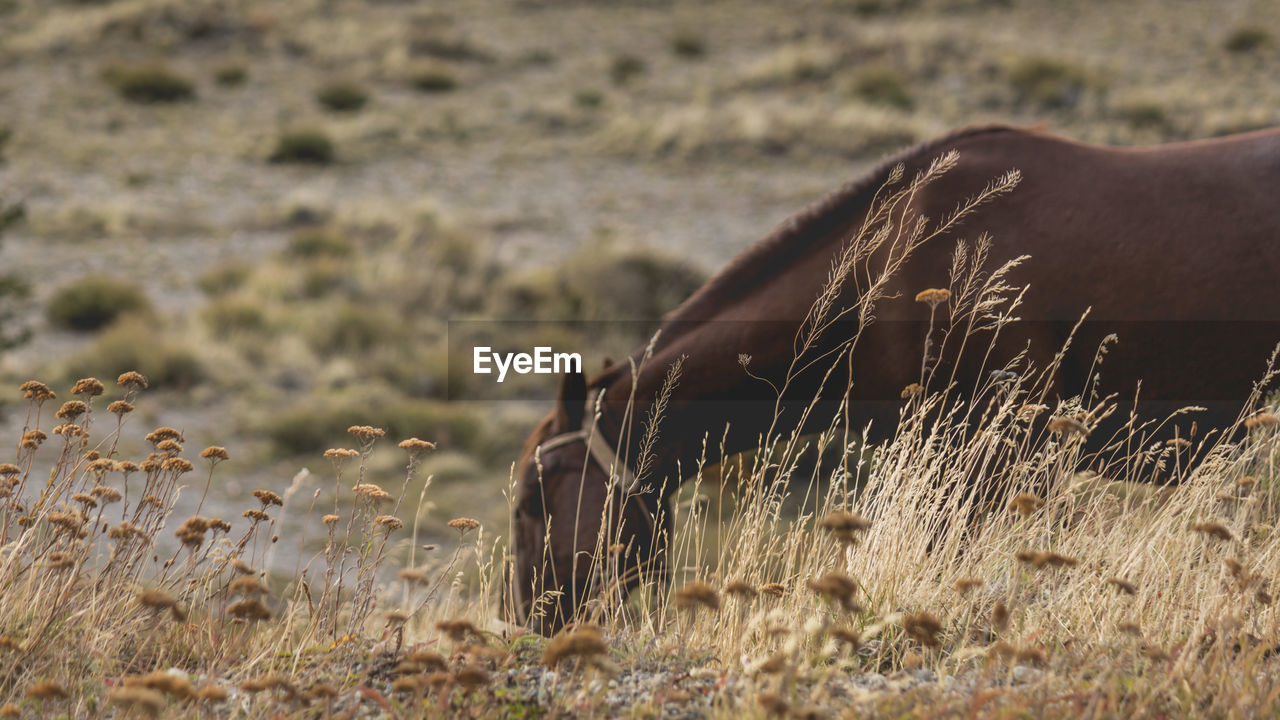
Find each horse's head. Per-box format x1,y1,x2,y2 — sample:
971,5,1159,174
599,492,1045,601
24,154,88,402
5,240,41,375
508,371,665,635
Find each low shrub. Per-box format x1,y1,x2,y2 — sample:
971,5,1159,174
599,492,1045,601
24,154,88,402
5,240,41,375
671,31,707,59
849,67,914,110
610,54,647,85
104,64,196,104
47,276,150,331
1225,25,1271,53
213,61,248,86
409,65,459,93
63,318,203,390
316,80,370,112
285,228,353,258
269,128,336,164
1007,57,1093,109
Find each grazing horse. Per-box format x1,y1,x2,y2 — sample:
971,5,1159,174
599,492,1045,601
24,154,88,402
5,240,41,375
510,124,1280,633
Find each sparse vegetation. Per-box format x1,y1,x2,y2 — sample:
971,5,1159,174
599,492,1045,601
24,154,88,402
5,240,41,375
4,0,1280,716
47,276,150,331
268,128,336,164
212,61,248,86
409,65,458,93
1007,56,1095,109
1225,25,1271,53
672,30,707,59
104,64,196,104
849,66,914,109
316,79,369,112
609,54,647,85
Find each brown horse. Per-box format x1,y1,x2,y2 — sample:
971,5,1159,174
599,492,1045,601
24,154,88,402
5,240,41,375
509,124,1280,633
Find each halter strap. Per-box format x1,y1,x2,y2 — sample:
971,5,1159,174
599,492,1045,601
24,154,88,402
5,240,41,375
536,389,638,493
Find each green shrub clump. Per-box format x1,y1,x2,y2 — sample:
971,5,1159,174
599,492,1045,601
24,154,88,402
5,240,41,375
105,64,196,104
47,276,150,331
269,128,336,165
1007,57,1093,109
850,67,914,110
213,62,248,86
410,66,459,93
316,80,370,112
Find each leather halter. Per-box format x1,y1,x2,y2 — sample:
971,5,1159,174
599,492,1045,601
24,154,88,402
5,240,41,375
535,389,639,493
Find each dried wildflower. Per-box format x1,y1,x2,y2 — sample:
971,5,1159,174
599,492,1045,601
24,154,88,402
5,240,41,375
448,517,480,533
243,509,270,522
806,572,860,611
992,601,1010,633
145,427,184,445
455,664,490,688
162,457,194,473
196,684,228,702
228,599,271,621
117,460,140,473
126,671,195,700
55,400,88,420
385,609,409,625
1118,621,1143,637
71,493,97,508
1047,415,1088,438
1245,413,1280,430
954,577,984,594
86,458,115,474
230,558,255,575
818,509,871,544
0,464,18,476
71,377,105,396
1016,646,1048,666
758,692,789,716
347,425,386,441
1008,492,1044,517
831,627,861,650
914,288,951,307
903,612,944,647
52,423,84,437
675,581,720,612
760,582,785,598
1107,577,1137,595
375,514,404,531
408,650,447,671
1166,437,1192,449
108,521,144,540
21,429,47,448
322,514,340,525
1192,522,1234,542
900,382,923,399
1257,588,1273,605
26,681,68,699
323,448,360,460
1015,549,1079,569
391,676,423,693
230,576,268,596
21,380,56,401
108,687,164,717
46,552,76,570
307,683,337,700
0,704,17,717
200,446,229,461
724,580,758,598
436,618,479,642
543,625,608,666
108,400,134,415
155,439,183,454
209,518,231,533
118,371,148,390
253,489,283,507
398,437,436,455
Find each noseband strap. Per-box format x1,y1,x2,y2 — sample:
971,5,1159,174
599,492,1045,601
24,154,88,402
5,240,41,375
537,391,638,493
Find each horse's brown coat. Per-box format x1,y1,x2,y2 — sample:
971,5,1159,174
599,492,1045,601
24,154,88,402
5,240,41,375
511,124,1280,632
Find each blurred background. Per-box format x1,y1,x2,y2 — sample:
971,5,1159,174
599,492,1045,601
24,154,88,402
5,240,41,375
0,0,1277,569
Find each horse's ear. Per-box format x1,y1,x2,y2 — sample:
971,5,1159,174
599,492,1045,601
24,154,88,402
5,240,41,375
555,371,587,431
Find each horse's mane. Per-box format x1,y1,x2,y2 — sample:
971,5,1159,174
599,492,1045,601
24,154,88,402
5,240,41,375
588,123,1025,390
668,123,1023,324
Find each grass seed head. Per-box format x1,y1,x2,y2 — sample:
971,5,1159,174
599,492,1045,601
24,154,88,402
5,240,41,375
1107,577,1137,595
903,612,944,647
1192,522,1234,542
674,581,720,612
1245,412,1279,429
543,625,608,666
806,572,860,611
